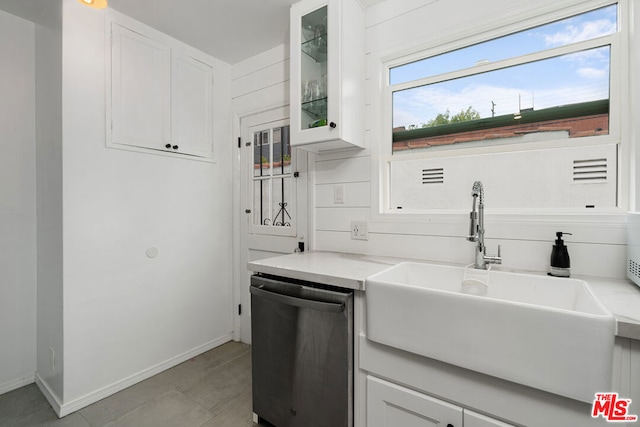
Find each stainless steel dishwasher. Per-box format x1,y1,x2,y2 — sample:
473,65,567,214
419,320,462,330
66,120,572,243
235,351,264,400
250,274,353,427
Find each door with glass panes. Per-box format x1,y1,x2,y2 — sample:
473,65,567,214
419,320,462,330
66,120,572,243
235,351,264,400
238,109,308,343
249,123,297,233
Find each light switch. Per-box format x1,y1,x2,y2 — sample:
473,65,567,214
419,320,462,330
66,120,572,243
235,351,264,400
334,185,345,204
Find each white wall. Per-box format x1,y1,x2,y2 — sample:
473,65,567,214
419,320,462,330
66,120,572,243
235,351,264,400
231,44,289,115
0,9,37,395
312,0,631,279
58,0,234,411
34,0,64,403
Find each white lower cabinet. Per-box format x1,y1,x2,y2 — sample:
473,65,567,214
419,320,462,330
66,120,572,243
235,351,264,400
367,375,513,427
367,376,461,427
465,409,515,427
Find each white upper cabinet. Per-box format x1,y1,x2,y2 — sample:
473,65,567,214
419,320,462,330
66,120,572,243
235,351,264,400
110,23,171,152
108,20,215,161
171,49,214,158
290,0,365,152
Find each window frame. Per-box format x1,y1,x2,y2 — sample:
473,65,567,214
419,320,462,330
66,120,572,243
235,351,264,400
377,0,629,217
248,120,297,237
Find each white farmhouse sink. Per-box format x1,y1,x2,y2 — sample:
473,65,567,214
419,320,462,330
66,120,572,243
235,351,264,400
365,262,616,403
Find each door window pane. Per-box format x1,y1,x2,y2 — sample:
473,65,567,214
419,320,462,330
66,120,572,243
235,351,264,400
253,130,270,176
252,126,294,228
253,179,270,225
271,178,292,227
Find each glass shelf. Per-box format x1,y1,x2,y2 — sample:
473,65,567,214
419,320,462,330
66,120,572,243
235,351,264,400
302,36,328,63
301,97,327,119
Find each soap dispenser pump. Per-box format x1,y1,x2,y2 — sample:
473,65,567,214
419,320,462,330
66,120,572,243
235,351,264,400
549,232,572,277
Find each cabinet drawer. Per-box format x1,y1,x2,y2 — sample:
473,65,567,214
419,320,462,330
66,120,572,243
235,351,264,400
367,375,462,427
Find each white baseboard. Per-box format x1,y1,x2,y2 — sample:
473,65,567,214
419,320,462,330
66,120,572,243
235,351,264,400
35,373,63,417
57,335,233,417
0,374,36,396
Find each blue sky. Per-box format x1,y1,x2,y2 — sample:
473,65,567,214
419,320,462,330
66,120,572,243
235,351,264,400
392,5,616,128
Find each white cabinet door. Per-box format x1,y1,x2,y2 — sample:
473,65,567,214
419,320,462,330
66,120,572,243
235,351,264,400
367,376,462,427
290,0,365,152
465,410,515,427
171,50,214,158
110,22,171,152
109,20,215,161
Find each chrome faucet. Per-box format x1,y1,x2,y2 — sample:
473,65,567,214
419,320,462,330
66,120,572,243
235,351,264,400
467,181,502,269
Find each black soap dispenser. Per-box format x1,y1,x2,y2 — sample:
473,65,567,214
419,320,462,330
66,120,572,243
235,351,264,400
549,232,572,277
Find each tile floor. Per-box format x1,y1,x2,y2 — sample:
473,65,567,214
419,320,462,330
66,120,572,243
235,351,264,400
0,341,260,427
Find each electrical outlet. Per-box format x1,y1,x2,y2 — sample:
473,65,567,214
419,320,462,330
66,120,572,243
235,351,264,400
351,221,368,240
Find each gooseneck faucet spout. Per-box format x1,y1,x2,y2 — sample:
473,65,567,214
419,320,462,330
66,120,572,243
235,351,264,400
467,181,502,269
467,181,483,245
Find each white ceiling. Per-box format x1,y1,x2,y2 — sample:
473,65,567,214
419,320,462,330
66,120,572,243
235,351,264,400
0,0,385,65
108,0,299,65
109,0,385,64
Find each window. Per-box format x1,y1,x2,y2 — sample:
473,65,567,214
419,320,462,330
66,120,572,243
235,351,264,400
390,4,617,153
252,125,294,228
384,2,626,213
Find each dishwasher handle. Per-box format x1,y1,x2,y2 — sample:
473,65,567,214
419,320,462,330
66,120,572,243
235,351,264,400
250,283,346,313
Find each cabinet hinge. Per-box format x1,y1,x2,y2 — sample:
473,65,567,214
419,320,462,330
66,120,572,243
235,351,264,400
238,137,241,148
238,304,242,315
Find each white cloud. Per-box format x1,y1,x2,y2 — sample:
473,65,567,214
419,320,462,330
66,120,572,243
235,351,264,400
545,19,616,47
562,47,609,66
394,84,527,127
577,67,607,79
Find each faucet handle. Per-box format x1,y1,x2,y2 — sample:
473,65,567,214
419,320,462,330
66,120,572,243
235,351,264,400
483,243,503,266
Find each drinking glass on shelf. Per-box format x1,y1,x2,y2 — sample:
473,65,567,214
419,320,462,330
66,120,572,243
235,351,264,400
308,80,320,106
313,25,327,53
314,24,326,53
302,81,311,103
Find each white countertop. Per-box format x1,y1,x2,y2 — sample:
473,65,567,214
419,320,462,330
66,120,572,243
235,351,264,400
247,251,640,340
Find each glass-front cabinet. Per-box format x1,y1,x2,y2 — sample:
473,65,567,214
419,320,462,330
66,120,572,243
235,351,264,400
300,6,328,131
290,0,365,152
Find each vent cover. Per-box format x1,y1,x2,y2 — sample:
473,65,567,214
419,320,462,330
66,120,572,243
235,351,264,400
630,259,640,283
573,158,607,183
422,168,444,184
